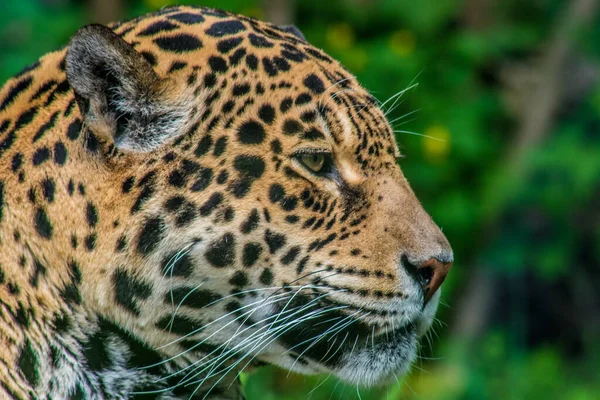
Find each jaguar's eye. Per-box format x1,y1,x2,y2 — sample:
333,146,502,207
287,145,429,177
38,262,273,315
300,153,326,172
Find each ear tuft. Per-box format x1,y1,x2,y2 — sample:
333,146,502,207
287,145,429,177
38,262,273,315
66,24,191,152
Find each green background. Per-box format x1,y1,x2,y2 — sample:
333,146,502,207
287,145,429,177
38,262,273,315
1,0,599,399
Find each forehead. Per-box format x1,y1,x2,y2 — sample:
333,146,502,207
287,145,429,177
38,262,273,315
120,6,399,164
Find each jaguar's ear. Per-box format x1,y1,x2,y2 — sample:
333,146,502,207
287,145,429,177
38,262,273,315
279,25,305,41
66,24,192,152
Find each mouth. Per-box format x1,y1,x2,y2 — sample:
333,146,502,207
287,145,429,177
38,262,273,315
256,290,437,386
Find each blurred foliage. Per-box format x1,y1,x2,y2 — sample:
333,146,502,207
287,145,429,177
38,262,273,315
1,0,599,399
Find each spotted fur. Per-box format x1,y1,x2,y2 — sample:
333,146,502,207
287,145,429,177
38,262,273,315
0,6,452,399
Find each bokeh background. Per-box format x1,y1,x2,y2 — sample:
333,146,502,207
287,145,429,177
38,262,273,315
2,0,599,399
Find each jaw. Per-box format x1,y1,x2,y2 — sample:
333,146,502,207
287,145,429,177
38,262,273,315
334,325,418,386
256,290,441,387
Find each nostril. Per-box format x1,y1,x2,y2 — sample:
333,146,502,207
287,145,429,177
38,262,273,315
401,254,418,278
401,255,430,288
417,266,434,288
401,254,452,304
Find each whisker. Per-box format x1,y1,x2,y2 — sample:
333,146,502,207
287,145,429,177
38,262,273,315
174,291,346,391
318,77,353,110
190,303,349,398
388,108,421,125
394,129,446,141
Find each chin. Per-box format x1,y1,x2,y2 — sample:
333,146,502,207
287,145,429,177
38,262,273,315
333,323,418,386
263,290,442,387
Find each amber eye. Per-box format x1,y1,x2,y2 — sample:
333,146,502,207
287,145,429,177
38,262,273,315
300,153,326,172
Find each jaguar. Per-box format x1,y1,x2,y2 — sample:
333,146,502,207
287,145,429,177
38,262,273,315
0,5,453,399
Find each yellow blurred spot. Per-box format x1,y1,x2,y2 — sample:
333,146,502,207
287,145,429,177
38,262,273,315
326,23,354,50
239,372,249,386
345,48,368,72
407,363,467,398
423,124,451,161
389,30,415,57
144,0,170,10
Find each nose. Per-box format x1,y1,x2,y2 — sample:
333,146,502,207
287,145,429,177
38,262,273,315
402,253,453,304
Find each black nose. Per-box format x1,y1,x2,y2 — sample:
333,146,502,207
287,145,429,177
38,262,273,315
401,253,453,304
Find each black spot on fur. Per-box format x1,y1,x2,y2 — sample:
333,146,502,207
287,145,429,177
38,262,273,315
249,33,273,48
246,54,258,70
229,48,246,65
156,315,203,336
0,76,33,111
168,61,188,73
113,268,152,316
205,233,235,267
259,268,273,285
233,155,265,179
0,119,9,134
206,20,246,37
86,202,98,227
209,56,228,73
53,141,67,165
229,271,249,287
265,230,286,253
34,208,53,239
242,242,262,267
271,139,282,154
30,258,46,287
41,178,55,202
164,195,185,212
67,118,82,140
170,12,205,24
137,216,165,256
213,136,228,156
240,209,260,234
237,120,265,144
216,169,229,184
199,192,223,216
140,51,157,66
194,135,213,157
230,179,252,198
30,80,57,102
258,104,275,124
283,119,302,135
44,79,69,106
295,93,312,105
168,287,221,309
32,111,58,142
85,233,97,251
262,57,277,76
83,328,112,371
154,33,203,52
203,72,217,88
303,73,326,94
273,56,290,72
138,20,178,36
281,246,301,265
161,252,194,278
32,146,51,166
190,167,213,191
122,176,135,193
232,83,251,96
53,312,72,333
217,37,243,54
18,339,40,387
303,128,325,141
280,97,293,113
